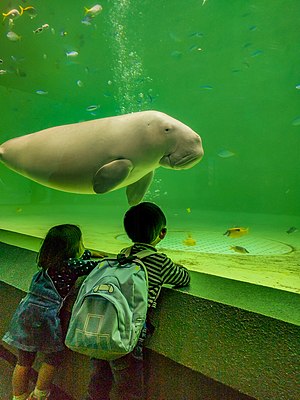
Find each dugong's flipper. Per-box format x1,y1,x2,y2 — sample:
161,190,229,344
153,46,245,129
93,159,133,194
126,171,154,206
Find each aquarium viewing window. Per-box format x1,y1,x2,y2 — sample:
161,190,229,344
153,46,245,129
0,0,299,295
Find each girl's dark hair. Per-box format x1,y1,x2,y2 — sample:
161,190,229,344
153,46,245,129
124,202,166,244
37,224,82,271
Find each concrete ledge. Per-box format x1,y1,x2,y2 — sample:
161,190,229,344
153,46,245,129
1,239,299,400
150,286,300,400
0,279,254,400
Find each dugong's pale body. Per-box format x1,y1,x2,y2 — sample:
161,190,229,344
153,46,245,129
0,110,204,205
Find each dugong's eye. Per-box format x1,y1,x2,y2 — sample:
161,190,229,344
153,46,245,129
165,128,170,132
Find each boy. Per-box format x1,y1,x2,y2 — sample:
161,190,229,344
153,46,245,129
86,202,190,400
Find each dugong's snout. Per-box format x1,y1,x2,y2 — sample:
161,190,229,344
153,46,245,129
173,151,203,169
160,133,204,170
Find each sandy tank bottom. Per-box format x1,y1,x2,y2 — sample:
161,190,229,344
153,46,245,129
0,203,299,295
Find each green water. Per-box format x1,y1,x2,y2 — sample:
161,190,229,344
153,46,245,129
0,0,300,262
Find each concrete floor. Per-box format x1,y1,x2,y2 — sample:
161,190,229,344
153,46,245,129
0,357,13,400
0,350,71,400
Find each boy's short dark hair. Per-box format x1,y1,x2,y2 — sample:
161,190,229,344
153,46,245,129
124,202,166,244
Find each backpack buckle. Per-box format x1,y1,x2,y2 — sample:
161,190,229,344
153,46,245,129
117,253,127,265
117,253,135,265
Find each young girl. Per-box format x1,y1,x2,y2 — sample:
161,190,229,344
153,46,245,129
2,224,105,400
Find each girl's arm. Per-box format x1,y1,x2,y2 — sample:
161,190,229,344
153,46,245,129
81,249,108,259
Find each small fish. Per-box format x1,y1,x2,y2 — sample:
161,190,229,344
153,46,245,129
33,24,49,34
11,55,25,63
0,70,7,75
36,90,48,95
6,31,21,41
224,227,249,238
76,80,84,87
189,44,200,52
8,18,15,29
2,8,23,20
84,4,103,17
183,234,196,246
22,6,37,19
81,15,93,25
230,246,249,254
251,50,263,57
296,84,300,90
286,226,298,234
186,207,191,213
199,85,213,90
217,149,235,158
66,51,79,57
86,104,100,112
33,26,43,34
147,93,153,103
189,32,204,38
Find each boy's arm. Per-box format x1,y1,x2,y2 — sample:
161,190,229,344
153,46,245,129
90,250,109,258
161,257,191,288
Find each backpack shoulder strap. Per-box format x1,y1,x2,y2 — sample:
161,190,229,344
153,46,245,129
119,247,160,307
121,246,156,259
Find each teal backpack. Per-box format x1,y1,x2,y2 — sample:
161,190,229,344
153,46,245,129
65,248,154,360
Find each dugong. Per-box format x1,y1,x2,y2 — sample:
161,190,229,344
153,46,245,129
0,110,204,205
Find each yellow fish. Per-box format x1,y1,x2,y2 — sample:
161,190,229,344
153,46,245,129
223,227,248,238
183,234,196,246
2,6,35,20
2,7,23,20
84,4,103,16
230,246,249,254
186,207,191,213
22,6,37,19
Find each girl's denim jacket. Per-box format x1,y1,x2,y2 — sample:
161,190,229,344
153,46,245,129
3,269,65,353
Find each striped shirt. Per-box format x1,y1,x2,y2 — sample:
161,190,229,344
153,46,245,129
122,243,190,308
